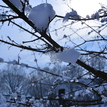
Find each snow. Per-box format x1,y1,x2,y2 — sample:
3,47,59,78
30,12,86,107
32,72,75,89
20,63,28,67
62,76,71,82
0,14,6,20
34,58,37,62
8,60,18,65
53,49,80,63
0,58,4,63
9,0,23,11
101,18,107,23
101,95,107,103
21,95,26,104
29,97,35,104
63,34,67,38
74,89,92,99
25,5,31,16
0,94,6,104
33,100,44,107
63,10,79,22
53,76,71,84
86,15,90,19
28,3,55,32
91,12,99,20
10,92,17,100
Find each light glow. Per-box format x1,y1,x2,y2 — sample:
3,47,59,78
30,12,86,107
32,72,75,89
70,0,107,17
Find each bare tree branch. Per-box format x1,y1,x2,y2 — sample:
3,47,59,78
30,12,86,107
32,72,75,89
2,0,107,81
2,0,63,52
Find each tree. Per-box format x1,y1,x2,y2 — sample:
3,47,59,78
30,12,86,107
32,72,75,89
0,0,107,79
26,73,45,98
89,55,106,71
0,65,27,95
0,0,107,106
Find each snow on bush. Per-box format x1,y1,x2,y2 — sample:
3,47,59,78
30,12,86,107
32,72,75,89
28,3,55,32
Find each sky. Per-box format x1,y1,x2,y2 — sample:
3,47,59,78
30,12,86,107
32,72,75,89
70,0,107,17
0,0,107,71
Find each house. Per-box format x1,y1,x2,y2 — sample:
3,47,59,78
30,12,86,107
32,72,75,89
49,76,103,106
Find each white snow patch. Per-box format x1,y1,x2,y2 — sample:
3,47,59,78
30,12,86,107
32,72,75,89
9,0,23,11
52,49,80,63
28,3,55,32
63,10,79,22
